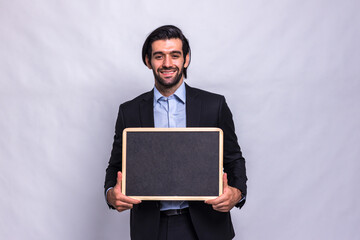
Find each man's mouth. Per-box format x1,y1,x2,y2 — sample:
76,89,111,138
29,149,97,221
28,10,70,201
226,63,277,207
159,68,177,77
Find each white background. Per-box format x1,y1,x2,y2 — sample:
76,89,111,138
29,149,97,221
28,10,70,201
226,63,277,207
1,0,359,239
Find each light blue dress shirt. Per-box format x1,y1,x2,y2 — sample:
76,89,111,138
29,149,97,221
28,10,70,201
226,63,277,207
153,82,189,211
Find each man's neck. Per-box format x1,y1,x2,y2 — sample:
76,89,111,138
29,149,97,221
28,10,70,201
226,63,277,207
155,79,184,97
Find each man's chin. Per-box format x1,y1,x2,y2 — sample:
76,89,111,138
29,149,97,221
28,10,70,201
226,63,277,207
156,76,182,88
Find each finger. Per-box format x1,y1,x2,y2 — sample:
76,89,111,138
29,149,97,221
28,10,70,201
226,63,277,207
120,195,142,205
115,203,134,212
115,201,134,209
205,198,216,205
223,172,228,189
116,171,122,186
211,198,233,211
205,196,219,204
109,193,141,209
205,194,225,205
213,200,230,208
114,171,123,193
116,207,128,212
212,205,230,212
209,200,231,212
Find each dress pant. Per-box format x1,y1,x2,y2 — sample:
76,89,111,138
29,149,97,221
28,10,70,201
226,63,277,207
158,209,198,240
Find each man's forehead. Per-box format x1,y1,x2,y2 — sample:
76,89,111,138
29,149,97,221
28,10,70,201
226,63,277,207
151,38,183,54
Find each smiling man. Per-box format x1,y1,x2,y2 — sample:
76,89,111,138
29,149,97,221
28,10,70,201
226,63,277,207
104,25,247,240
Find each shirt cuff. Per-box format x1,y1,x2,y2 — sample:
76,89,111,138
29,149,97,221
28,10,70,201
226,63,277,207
235,194,246,209
105,187,113,205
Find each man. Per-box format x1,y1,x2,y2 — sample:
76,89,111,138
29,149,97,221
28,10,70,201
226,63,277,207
104,25,247,240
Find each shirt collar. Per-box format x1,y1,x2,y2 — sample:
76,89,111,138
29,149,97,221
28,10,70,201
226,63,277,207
153,81,186,104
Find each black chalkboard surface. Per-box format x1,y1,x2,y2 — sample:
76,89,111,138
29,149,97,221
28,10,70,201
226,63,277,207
122,128,223,200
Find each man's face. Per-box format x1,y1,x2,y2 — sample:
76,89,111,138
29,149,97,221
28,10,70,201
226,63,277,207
146,38,189,89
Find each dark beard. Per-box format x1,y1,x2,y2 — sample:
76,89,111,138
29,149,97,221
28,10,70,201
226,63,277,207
153,66,184,89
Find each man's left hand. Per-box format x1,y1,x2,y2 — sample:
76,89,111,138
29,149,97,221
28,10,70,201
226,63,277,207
205,173,242,212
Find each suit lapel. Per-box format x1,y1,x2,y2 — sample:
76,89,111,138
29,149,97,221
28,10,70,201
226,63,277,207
185,84,201,127
139,90,155,127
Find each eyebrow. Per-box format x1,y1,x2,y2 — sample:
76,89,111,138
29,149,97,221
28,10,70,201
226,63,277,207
152,50,182,56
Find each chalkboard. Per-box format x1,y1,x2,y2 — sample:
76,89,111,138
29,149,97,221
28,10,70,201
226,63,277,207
122,128,223,200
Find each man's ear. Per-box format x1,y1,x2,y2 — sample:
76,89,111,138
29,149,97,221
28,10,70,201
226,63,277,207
145,55,152,69
184,53,190,68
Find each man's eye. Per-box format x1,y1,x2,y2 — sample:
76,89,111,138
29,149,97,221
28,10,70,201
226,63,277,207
172,55,180,58
154,55,163,60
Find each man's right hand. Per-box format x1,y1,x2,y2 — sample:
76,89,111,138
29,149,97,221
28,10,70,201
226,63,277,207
107,171,141,212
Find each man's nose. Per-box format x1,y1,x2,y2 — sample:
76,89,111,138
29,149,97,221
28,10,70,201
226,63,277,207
162,55,172,67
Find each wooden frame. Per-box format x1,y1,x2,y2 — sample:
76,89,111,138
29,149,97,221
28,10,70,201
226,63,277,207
122,128,223,200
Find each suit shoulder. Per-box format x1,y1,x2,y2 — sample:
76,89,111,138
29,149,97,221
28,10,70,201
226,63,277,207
119,90,153,109
187,85,225,101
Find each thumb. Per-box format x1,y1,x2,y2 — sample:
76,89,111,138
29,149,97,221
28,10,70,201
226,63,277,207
115,171,122,190
223,172,229,189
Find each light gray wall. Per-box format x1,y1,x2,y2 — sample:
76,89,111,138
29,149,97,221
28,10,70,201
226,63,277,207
1,0,359,239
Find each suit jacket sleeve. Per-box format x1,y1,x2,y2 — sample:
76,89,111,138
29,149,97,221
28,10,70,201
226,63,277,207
104,105,126,200
218,97,247,207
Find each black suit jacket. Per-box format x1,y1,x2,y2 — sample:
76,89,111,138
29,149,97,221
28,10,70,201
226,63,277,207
105,84,247,240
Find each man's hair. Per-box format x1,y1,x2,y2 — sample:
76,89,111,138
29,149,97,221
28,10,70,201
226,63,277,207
142,25,191,78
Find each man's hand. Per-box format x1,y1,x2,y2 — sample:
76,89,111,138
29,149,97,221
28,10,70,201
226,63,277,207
107,171,141,212
205,173,242,212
